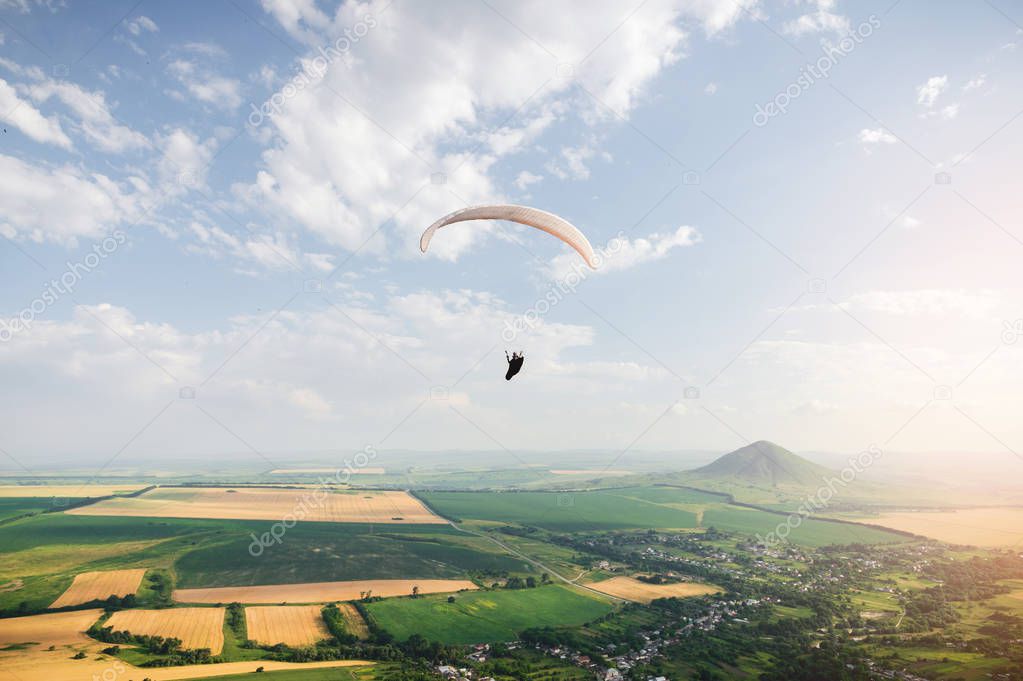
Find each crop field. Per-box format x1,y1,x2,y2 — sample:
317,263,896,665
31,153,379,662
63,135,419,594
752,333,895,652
585,576,720,603
49,568,147,607
173,525,525,588
68,487,442,524
364,585,614,644
245,605,329,647
139,661,375,680
856,508,1023,547
0,608,102,648
270,468,386,475
422,488,906,545
105,607,226,653
175,579,478,604
0,485,146,497
0,609,107,681
334,602,369,639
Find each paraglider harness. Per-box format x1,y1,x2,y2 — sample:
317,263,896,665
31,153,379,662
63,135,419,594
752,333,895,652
505,351,524,380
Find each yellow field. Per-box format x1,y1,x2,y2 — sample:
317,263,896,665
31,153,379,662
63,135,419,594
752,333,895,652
0,484,145,497
245,605,329,647
174,578,478,604
0,608,102,649
270,468,386,474
49,568,147,608
586,576,721,603
335,602,370,639
861,508,1023,547
67,486,441,524
105,607,225,653
0,609,371,681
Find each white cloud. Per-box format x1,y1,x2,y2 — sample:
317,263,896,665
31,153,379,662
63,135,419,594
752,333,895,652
27,79,149,153
126,15,158,36
156,127,218,191
858,127,896,146
939,103,959,120
704,82,717,95
782,0,850,36
546,141,610,180
963,74,986,92
916,75,947,108
0,77,71,148
167,59,243,111
239,0,753,260
842,289,1000,319
0,289,682,454
513,170,543,191
185,217,335,274
0,153,145,244
545,225,700,279
784,289,1002,320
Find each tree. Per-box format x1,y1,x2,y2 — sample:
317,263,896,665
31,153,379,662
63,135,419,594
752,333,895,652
412,585,420,598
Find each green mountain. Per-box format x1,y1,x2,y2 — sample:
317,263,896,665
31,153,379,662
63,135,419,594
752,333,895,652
688,440,836,488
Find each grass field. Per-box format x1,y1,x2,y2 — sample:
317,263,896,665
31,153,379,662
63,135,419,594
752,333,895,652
0,498,62,522
364,585,614,644
175,579,477,604
585,576,720,603
69,487,441,524
422,487,906,545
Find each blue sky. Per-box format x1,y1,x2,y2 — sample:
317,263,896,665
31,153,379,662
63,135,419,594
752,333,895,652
2,0,1023,472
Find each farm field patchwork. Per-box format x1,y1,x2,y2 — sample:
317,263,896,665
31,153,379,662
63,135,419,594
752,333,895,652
849,508,1023,547
175,579,478,604
105,607,226,653
245,605,329,647
49,568,147,607
364,585,614,644
585,576,720,603
68,487,442,524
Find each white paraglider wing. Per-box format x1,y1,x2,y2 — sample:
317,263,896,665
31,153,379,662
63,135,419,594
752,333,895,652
420,204,597,269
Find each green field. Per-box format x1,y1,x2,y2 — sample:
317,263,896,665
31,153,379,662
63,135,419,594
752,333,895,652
364,585,614,644
0,514,526,612
0,498,68,522
421,487,907,546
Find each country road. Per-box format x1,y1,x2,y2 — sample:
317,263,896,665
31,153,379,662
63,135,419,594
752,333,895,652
448,521,626,602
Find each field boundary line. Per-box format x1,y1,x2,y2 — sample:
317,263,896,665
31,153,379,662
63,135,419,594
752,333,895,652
445,521,626,603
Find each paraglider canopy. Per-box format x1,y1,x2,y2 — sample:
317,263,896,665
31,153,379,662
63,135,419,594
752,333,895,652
420,204,598,268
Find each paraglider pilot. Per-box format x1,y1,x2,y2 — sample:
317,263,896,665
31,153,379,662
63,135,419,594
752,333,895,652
505,351,524,380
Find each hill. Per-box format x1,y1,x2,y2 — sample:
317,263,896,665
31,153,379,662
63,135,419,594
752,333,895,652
688,440,836,488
